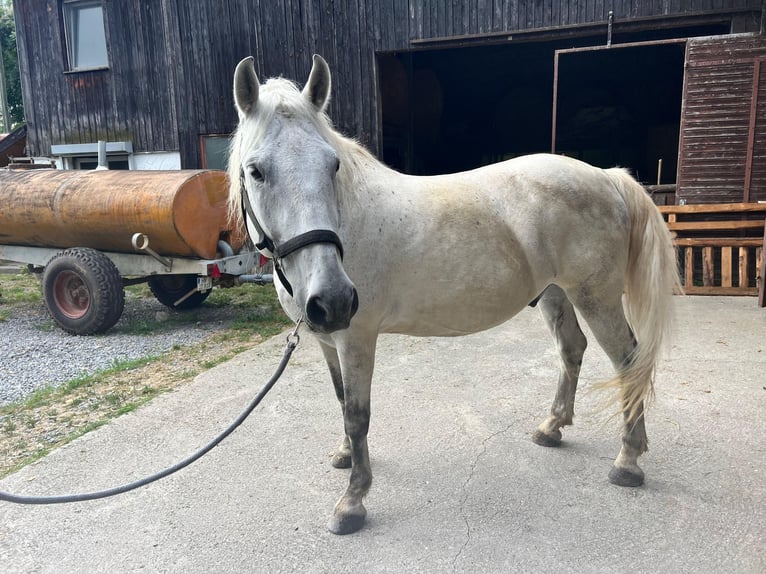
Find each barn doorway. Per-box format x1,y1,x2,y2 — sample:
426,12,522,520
553,40,687,185
378,41,562,175
378,23,722,179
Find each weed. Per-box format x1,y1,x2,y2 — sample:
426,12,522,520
116,403,138,416
3,418,17,434
103,393,121,406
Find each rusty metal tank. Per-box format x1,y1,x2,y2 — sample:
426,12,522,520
0,169,245,259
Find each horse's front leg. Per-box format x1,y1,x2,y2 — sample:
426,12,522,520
326,333,377,535
318,341,352,469
532,285,588,446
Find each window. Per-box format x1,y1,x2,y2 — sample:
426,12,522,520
63,1,108,71
51,141,133,170
200,135,232,170
73,156,129,170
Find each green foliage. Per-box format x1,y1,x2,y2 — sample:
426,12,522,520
0,1,23,129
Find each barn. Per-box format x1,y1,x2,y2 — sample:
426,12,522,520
11,1,766,204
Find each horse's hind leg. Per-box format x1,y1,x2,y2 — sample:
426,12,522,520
570,292,648,487
532,285,588,447
319,341,352,469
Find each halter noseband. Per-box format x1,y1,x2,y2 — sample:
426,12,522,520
239,171,344,297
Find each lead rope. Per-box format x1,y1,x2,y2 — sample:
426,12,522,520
0,319,303,505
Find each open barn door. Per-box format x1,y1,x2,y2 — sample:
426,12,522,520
676,35,766,204
552,40,686,190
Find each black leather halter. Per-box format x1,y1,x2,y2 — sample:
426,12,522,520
239,173,344,297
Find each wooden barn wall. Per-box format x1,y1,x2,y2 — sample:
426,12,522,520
14,1,181,158
170,0,413,167
410,0,760,38
677,34,766,203
172,0,762,167
15,1,764,168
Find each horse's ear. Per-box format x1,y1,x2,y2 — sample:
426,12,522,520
303,54,331,112
234,56,260,116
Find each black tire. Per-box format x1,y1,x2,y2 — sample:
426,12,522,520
42,248,125,335
148,275,211,310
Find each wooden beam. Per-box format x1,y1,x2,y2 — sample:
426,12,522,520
674,238,763,247
685,246,694,291
743,58,764,203
659,203,766,215
759,222,766,308
702,246,714,286
721,247,732,287
739,247,749,288
684,286,758,296
667,220,766,232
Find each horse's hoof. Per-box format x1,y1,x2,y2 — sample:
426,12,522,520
609,465,645,487
327,503,367,535
331,453,352,469
532,429,562,447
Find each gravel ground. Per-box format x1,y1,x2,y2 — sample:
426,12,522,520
0,294,237,406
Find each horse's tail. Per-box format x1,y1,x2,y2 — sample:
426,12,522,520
601,168,682,422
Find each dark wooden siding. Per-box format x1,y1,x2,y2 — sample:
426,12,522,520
677,34,766,203
170,0,414,167
15,1,764,170
410,0,761,39
14,1,181,157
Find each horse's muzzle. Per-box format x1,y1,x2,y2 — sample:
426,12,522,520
305,284,359,333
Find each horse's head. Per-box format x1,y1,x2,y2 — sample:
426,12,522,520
230,55,358,333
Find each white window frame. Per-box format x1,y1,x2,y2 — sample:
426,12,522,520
63,0,109,72
51,141,133,170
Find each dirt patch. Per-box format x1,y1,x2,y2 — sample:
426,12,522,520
0,327,268,477
0,272,291,478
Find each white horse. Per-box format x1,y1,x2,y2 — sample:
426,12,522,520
228,55,681,535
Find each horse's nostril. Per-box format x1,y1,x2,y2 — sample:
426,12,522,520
350,288,359,318
306,295,331,328
305,286,358,332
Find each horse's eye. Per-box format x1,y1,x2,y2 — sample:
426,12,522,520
335,159,341,173
250,166,264,183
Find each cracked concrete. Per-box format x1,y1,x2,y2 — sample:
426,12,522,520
452,423,514,572
1,296,765,573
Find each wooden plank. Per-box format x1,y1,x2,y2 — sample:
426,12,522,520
674,238,763,247
721,246,732,287
743,58,763,203
739,247,749,288
667,220,766,232
684,286,758,296
702,246,714,286
659,202,766,214
759,225,766,307
685,246,694,290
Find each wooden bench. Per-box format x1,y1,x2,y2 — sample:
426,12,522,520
657,203,766,306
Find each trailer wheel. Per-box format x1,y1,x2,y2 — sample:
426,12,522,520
148,275,210,310
42,248,125,335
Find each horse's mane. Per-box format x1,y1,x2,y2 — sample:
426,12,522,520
227,77,379,230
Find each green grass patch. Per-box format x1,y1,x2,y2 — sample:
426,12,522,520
0,356,160,418
0,271,42,304
0,280,292,478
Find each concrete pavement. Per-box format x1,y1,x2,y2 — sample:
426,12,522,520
1,296,764,573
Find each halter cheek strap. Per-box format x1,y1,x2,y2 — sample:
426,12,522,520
239,175,344,297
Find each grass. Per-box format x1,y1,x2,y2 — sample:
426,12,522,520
0,269,42,322
0,269,42,305
0,270,293,478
